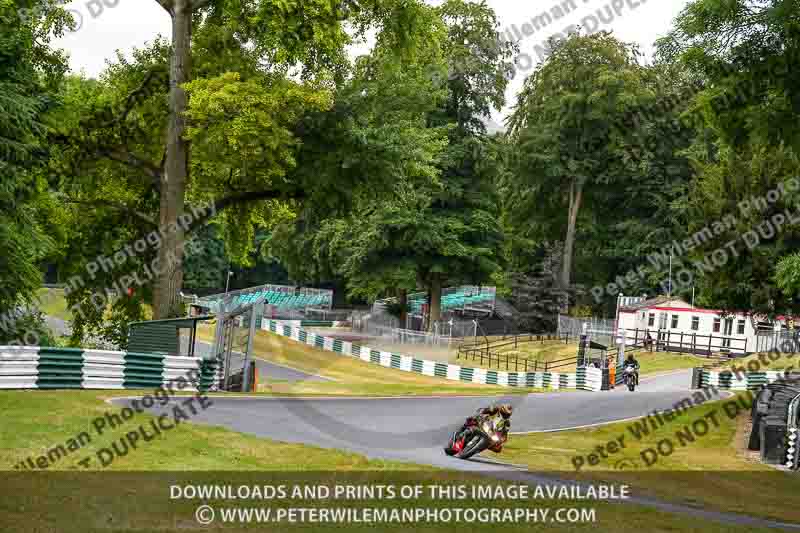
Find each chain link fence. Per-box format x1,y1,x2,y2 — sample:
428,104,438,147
557,314,616,340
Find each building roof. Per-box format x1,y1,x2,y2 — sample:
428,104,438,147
620,295,691,312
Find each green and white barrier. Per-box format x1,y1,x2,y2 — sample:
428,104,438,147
268,320,348,328
0,346,217,390
699,369,788,390
264,319,596,391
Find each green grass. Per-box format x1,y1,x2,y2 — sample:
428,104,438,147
0,390,787,533
36,287,154,325
0,390,412,471
503,395,800,522
35,288,71,321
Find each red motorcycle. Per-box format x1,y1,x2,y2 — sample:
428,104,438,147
444,413,508,459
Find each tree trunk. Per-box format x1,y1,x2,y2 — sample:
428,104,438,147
561,179,583,313
428,274,442,331
398,289,408,329
153,0,191,319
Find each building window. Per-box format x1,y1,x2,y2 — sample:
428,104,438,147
737,319,745,335
691,316,699,331
648,313,655,327
713,317,721,333
671,315,679,329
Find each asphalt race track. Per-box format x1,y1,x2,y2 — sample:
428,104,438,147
111,369,800,530
193,340,330,383
116,369,718,468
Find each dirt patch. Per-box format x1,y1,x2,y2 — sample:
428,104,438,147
734,412,762,464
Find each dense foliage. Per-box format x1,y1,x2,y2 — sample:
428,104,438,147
3,0,800,345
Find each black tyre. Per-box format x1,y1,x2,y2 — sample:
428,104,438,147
456,430,490,460
628,381,635,391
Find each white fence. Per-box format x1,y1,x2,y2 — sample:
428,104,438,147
354,311,479,346
557,315,616,339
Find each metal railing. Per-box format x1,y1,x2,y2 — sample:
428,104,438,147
626,328,749,356
456,332,580,371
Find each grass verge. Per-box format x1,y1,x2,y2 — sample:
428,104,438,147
502,394,800,522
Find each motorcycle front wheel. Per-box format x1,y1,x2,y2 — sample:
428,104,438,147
455,429,490,460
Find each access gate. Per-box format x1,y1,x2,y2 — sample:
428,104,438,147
211,302,259,391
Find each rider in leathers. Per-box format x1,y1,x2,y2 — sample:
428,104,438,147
447,404,513,454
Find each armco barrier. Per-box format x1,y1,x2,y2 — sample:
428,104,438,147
698,369,788,390
263,319,599,391
0,346,217,390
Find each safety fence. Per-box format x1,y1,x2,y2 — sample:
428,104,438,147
264,319,602,391
0,346,217,390
457,333,579,372
557,315,616,339
748,376,800,470
693,368,789,391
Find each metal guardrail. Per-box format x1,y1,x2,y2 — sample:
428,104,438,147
456,332,580,372
626,328,749,356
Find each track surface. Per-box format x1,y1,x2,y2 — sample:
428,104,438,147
193,340,329,383
111,369,800,529
118,370,714,466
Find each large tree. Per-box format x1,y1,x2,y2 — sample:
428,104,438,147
506,32,661,311
657,0,800,317
51,0,432,327
49,0,447,343
0,0,69,342
272,0,514,328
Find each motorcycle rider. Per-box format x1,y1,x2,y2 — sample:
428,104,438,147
445,404,513,455
624,353,640,385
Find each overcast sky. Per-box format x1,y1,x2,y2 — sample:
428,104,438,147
52,0,692,126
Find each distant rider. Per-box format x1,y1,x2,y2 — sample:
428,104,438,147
624,354,640,385
446,404,513,455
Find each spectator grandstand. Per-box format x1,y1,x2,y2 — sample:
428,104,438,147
376,286,497,318
191,283,333,315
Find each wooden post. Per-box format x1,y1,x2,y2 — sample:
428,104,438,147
248,360,257,392
680,331,684,352
708,334,713,355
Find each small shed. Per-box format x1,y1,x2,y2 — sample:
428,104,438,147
127,316,213,357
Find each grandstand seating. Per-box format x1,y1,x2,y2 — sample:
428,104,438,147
197,285,333,313
407,287,495,315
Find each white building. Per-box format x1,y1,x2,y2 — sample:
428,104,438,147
616,296,789,355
